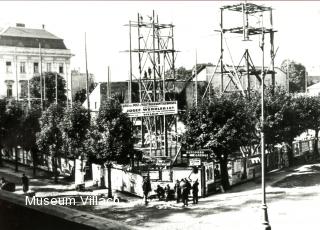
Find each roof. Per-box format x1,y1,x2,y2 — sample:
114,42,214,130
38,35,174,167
0,26,61,39
307,82,320,90
0,26,67,49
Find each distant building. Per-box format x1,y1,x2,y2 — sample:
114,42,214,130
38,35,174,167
191,65,288,93
0,23,72,99
307,82,320,96
71,69,95,100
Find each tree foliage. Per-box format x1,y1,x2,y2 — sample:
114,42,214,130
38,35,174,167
36,104,64,182
61,103,90,160
86,99,134,165
281,59,306,93
30,72,67,106
184,93,256,189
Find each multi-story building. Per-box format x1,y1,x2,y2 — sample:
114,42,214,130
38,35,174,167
0,23,72,99
71,69,95,100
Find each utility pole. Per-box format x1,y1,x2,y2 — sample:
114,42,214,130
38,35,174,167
27,79,31,110
260,16,271,230
55,72,58,104
39,43,43,111
107,66,111,99
85,32,90,118
195,49,198,107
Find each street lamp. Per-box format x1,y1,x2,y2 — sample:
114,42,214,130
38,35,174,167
260,17,271,230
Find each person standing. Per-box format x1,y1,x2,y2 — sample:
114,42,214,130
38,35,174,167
142,176,151,205
164,184,171,202
192,179,199,204
174,179,181,203
22,173,29,193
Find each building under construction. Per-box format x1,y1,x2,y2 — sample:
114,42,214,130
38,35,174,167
125,11,180,166
202,2,278,99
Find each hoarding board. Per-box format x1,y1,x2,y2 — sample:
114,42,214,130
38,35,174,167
121,101,178,117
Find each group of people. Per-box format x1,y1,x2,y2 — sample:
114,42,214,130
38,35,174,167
0,173,29,193
142,176,199,207
174,178,199,206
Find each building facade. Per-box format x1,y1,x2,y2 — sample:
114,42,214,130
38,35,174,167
71,69,95,100
0,24,72,100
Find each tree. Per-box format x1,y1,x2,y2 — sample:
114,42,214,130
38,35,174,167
3,103,24,172
294,96,320,157
183,93,256,190
85,99,134,197
29,72,67,107
0,99,7,167
74,89,87,104
251,87,304,166
61,102,90,181
20,106,41,176
36,104,64,182
281,59,307,93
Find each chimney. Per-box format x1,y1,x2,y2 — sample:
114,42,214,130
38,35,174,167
16,23,25,28
42,24,45,29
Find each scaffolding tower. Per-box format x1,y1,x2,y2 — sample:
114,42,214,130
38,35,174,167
126,11,179,161
203,2,277,99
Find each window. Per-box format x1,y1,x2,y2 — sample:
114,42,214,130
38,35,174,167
59,63,64,74
47,63,52,72
20,81,28,98
6,61,12,73
7,84,12,97
20,62,26,73
34,62,39,73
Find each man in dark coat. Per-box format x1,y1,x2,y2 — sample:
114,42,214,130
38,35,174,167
192,179,199,204
22,174,29,193
174,180,181,203
142,177,151,205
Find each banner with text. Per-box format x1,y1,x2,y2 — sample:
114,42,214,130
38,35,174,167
121,101,178,117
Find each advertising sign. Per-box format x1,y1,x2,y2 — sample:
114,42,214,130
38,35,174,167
156,158,171,166
182,149,213,158
189,158,201,166
121,101,178,117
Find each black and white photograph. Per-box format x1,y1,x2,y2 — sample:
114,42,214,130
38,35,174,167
0,1,319,229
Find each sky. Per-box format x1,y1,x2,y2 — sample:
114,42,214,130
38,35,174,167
1,1,320,82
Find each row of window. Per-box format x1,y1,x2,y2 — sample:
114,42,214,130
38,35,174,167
5,61,64,74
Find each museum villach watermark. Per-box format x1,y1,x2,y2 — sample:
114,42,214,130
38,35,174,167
25,195,120,206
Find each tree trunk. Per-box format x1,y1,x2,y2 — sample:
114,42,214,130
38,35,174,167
52,157,58,183
315,129,319,157
0,147,2,167
242,157,247,180
14,147,18,172
100,164,106,189
31,149,37,176
107,163,112,198
287,143,294,167
220,157,230,190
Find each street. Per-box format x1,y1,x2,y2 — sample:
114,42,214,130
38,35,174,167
1,162,320,230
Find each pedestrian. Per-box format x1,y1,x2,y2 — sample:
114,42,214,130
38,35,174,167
164,184,171,202
181,179,189,207
192,179,199,204
174,179,181,203
214,165,221,180
0,177,6,189
155,185,165,200
22,173,29,193
142,176,151,205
